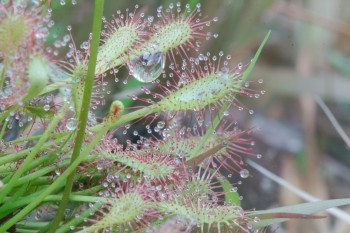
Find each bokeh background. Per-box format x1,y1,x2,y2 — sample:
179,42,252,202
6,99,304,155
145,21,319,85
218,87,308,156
50,0,350,232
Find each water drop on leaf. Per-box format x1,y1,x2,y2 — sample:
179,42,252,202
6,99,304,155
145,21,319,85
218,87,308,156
128,51,165,83
240,169,249,178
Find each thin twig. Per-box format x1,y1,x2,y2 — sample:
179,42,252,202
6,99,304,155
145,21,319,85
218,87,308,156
314,95,350,149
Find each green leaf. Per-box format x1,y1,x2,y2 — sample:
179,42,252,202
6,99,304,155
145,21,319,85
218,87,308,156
220,177,241,206
24,105,54,119
247,198,350,229
26,56,49,101
207,168,241,206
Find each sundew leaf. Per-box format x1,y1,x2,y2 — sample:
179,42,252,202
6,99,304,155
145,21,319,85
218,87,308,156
241,30,271,82
247,198,350,229
188,30,271,159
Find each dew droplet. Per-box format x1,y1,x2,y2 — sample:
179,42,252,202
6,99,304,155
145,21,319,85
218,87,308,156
254,217,260,223
240,169,249,178
66,118,77,131
43,104,50,111
128,51,165,83
80,41,89,50
157,121,165,129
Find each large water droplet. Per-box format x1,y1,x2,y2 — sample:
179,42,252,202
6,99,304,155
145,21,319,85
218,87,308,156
66,118,77,131
240,169,249,178
128,51,165,83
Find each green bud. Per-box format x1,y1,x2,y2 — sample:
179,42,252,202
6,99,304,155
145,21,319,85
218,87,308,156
26,56,49,101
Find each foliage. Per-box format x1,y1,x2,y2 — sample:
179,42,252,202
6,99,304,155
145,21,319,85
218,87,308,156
1,1,349,232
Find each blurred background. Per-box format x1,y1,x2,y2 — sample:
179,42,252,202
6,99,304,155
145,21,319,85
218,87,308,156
50,0,350,232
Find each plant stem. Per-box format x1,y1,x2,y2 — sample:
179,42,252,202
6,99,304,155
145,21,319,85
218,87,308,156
0,119,8,140
1,154,56,182
90,104,159,132
6,131,69,145
188,103,229,159
56,202,103,233
3,194,106,213
0,185,103,219
0,105,67,202
48,1,104,231
0,131,71,166
0,57,8,91
0,105,19,124
0,124,108,232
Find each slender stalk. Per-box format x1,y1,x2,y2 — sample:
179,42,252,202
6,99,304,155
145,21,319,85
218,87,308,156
47,1,105,231
0,57,8,91
0,124,108,232
0,105,19,124
6,131,69,145
15,228,38,233
314,95,350,148
0,105,67,202
56,202,103,233
90,104,159,132
17,221,49,228
0,131,71,166
189,103,229,159
0,185,103,219
3,194,106,213
1,154,56,183
0,119,8,140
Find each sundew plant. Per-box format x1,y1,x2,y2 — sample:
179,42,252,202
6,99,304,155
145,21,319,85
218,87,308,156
1,1,350,233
